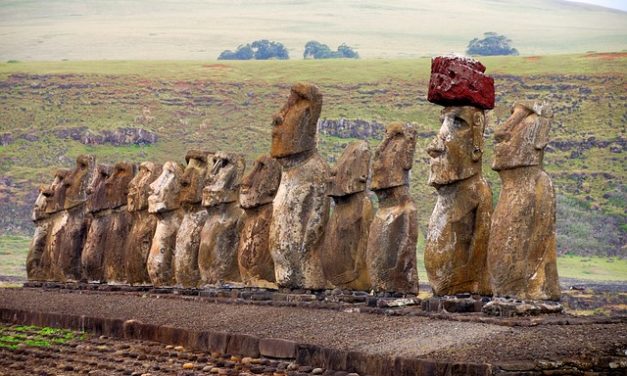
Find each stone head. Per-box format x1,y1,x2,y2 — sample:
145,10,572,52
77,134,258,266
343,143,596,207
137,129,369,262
179,150,212,205
32,185,50,221
426,106,485,186
270,83,322,158
148,161,184,214
202,151,246,207
64,154,96,210
493,101,552,171
105,162,136,208
128,161,162,212
86,164,112,213
328,140,371,197
239,155,281,209
43,169,70,214
370,123,417,191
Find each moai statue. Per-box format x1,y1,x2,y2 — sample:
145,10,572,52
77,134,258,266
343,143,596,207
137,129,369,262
26,170,68,281
50,155,96,282
175,150,212,288
237,155,281,286
198,152,245,285
125,162,162,285
37,169,70,280
366,123,419,293
147,161,184,286
488,102,560,301
424,55,494,296
81,164,112,282
323,141,374,291
268,83,330,289
102,162,135,284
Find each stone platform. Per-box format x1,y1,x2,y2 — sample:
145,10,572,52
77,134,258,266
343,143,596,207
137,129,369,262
1,287,626,375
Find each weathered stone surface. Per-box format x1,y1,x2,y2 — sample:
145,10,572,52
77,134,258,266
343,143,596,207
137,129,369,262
488,102,560,301
103,162,135,284
26,184,54,281
270,83,322,158
323,141,373,291
367,186,418,293
126,162,162,285
269,83,330,289
198,152,245,285
81,164,112,282
425,106,492,296
482,297,563,317
238,155,281,286
175,150,212,288
366,123,418,293
50,155,96,282
147,161,184,286
427,55,495,110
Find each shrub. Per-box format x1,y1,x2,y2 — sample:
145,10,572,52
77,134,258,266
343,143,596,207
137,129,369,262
466,32,519,56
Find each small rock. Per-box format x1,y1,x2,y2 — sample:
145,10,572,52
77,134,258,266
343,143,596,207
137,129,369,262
312,368,324,374
182,363,194,369
287,363,299,371
210,367,221,373
174,345,185,351
203,365,213,372
165,345,174,350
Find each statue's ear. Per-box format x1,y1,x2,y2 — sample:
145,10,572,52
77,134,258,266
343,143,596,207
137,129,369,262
533,117,551,150
471,111,485,162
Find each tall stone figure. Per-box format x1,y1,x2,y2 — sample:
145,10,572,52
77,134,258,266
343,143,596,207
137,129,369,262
323,141,374,291
147,161,184,286
366,123,419,293
126,162,162,285
268,83,330,289
198,152,245,285
175,150,212,288
424,55,494,296
237,155,281,286
50,155,96,282
81,164,112,282
26,171,67,281
488,102,560,301
102,162,135,284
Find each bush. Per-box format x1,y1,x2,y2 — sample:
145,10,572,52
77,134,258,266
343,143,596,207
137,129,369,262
304,41,359,59
466,32,519,56
218,40,289,60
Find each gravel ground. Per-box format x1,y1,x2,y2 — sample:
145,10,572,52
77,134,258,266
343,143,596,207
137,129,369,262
1,288,625,365
0,288,507,358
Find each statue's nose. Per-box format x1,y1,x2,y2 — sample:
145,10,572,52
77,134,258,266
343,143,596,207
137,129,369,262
272,114,283,126
426,138,444,158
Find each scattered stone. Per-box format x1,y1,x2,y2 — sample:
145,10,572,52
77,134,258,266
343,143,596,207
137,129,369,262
182,362,194,369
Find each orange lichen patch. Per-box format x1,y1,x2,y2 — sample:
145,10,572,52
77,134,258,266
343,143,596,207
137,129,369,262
584,52,627,60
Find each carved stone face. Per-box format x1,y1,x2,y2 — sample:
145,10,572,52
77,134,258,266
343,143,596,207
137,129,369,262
270,83,322,158
148,161,184,213
128,162,162,212
86,164,112,213
239,155,281,209
179,150,211,205
427,106,485,186
202,151,246,207
43,169,70,214
370,123,417,191
105,162,135,208
64,154,96,209
329,140,370,197
493,102,552,171
32,185,49,221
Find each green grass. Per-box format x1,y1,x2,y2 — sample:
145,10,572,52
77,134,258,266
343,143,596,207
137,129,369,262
0,235,30,278
0,323,85,350
557,254,627,281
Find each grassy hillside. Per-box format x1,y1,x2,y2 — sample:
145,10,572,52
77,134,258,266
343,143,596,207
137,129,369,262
0,54,625,260
0,0,625,60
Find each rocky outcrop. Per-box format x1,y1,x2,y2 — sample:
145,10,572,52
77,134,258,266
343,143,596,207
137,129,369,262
53,127,158,146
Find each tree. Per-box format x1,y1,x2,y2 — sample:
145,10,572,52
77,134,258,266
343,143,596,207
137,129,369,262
218,40,289,60
466,32,519,56
303,41,359,59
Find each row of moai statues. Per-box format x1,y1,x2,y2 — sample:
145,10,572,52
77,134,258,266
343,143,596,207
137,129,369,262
26,55,560,301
